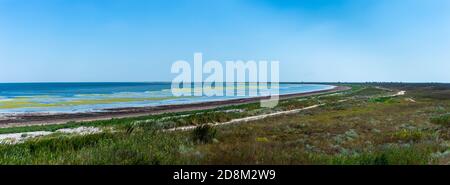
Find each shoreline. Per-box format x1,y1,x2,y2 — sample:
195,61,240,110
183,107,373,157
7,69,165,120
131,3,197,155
0,86,350,128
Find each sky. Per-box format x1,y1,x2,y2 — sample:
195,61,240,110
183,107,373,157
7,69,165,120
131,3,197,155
0,0,449,83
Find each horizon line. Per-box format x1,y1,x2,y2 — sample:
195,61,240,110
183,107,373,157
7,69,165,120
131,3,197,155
0,81,449,84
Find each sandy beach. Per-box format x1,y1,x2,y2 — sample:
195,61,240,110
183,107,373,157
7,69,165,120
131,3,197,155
0,86,350,128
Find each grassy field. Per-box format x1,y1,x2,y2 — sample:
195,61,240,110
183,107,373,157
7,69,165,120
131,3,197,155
0,83,449,165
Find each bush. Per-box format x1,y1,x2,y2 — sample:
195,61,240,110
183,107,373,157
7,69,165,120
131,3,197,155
174,112,234,127
192,124,217,144
431,114,450,127
369,97,396,103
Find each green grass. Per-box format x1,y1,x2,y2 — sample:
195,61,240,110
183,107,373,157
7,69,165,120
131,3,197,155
390,129,433,143
369,97,396,103
325,144,438,165
0,130,192,165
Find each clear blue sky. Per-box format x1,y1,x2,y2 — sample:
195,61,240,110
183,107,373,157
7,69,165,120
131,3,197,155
0,0,449,82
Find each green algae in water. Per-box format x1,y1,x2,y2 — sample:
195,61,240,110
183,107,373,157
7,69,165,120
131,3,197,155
0,97,184,109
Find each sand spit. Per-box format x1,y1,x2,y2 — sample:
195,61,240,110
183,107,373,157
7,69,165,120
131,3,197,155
0,127,103,145
0,86,351,128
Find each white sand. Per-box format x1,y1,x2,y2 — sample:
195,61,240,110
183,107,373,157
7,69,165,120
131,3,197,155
0,126,102,145
0,131,53,144
395,91,406,96
57,126,102,135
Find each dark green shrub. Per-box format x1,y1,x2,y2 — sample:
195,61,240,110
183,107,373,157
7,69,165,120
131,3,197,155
372,154,389,165
137,121,164,131
430,114,450,127
124,123,136,135
192,124,217,144
369,97,395,103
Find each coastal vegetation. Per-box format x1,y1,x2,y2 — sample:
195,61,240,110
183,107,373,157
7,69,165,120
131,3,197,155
0,83,448,165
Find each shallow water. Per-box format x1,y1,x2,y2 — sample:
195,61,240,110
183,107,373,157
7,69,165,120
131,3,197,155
0,83,334,114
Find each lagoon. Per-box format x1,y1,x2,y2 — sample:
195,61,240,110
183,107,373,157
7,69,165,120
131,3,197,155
0,82,334,114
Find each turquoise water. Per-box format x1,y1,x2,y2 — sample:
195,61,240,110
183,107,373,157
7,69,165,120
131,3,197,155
0,83,334,114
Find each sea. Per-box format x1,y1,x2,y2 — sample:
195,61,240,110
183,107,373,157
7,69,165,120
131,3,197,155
0,82,335,114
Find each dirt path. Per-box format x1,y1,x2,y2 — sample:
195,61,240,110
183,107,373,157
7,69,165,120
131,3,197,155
392,90,406,96
167,104,324,132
